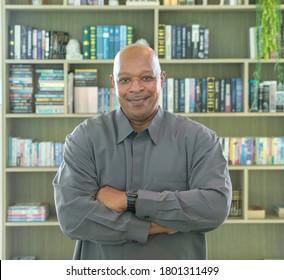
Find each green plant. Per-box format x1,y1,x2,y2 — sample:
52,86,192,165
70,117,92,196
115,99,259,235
257,0,282,60
251,0,284,112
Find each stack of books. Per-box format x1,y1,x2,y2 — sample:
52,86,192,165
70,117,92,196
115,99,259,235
7,202,49,222
35,68,64,114
9,64,34,113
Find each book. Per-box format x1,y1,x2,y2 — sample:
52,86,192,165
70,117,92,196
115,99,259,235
197,27,205,59
276,82,284,112
262,82,270,112
266,80,277,113
175,25,182,59
219,78,225,112
158,24,166,59
89,25,97,59
194,78,201,112
103,25,110,59
165,25,172,60
248,79,259,112
214,78,220,112
179,78,185,112
8,25,15,59
274,204,284,218
82,25,90,59
206,76,215,112
200,77,207,112
191,24,200,58
248,205,265,219
225,78,231,112
14,25,22,60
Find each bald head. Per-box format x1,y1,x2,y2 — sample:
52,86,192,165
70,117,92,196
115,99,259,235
113,44,161,81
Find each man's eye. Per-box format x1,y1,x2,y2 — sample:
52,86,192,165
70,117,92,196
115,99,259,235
118,78,130,84
142,76,155,81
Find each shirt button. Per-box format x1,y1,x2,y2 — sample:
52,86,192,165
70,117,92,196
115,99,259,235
132,240,138,244
144,215,150,219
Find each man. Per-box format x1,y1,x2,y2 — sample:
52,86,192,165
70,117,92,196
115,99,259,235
53,43,232,260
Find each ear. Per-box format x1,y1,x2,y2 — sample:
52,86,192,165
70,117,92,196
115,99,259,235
160,71,166,88
110,74,115,87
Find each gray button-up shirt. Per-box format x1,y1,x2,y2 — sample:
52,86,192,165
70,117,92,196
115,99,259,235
53,107,232,260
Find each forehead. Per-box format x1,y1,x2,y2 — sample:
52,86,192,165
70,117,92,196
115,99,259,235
118,49,155,74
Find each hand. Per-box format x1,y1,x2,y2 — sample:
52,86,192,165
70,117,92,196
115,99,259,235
96,185,127,213
149,222,177,236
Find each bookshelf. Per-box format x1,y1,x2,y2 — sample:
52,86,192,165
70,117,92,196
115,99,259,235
2,0,284,260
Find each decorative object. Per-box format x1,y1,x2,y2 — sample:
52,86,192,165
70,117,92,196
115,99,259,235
31,0,43,4
135,38,150,46
66,39,83,60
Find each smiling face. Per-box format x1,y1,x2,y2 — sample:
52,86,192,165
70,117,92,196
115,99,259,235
111,44,165,131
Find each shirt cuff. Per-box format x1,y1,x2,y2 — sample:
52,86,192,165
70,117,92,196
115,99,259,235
126,215,150,245
135,190,160,221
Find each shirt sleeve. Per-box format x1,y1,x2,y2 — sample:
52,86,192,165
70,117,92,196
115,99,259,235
135,125,232,233
53,123,150,245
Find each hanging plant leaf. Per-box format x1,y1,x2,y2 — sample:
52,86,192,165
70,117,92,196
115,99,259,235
252,0,283,106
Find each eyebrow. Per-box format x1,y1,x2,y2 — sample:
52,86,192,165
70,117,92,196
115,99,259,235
118,71,155,77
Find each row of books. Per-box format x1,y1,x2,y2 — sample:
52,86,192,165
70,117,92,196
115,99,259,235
249,80,284,113
219,137,284,166
158,24,209,59
8,137,64,167
35,68,65,114
82,25,134,60
161,77,243,113
229,188,242,217
67,0,242,6
7,202,49,222
8,25,69,60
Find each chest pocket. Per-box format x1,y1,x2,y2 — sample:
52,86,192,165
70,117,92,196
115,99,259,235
152,172,187,192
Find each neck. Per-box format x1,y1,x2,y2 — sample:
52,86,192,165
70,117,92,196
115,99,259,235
130,108,158,132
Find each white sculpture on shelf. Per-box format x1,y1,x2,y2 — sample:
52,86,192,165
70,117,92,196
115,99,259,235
66,39,82,60
135,38,150,47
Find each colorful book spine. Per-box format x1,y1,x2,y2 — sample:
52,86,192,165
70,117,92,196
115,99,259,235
158,24,166,59
206,76,215,112
90,25,97,59
82,25,90,59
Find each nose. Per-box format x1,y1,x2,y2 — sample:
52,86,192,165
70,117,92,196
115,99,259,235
129,78,144,93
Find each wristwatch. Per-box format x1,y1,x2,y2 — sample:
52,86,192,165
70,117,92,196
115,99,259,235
126,190,138,213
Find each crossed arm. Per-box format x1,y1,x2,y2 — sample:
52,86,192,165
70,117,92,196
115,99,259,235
96,185,177,236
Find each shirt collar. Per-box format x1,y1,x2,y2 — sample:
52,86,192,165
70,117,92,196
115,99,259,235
115,106,164,145
147,106,164,145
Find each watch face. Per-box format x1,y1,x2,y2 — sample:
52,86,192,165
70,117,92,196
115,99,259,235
126,190,137,197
